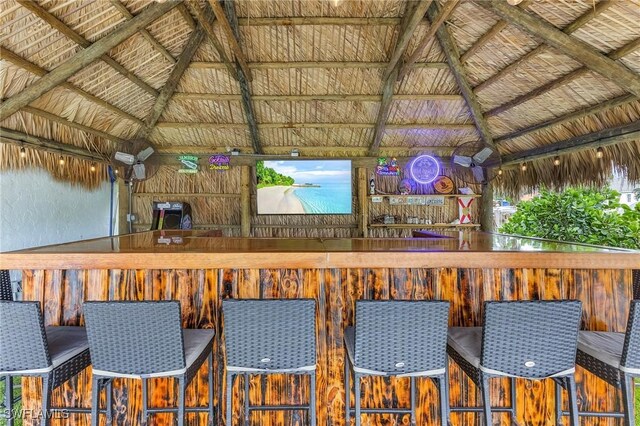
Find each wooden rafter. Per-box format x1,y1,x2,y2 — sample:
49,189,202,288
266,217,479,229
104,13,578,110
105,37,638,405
223,0,262,154
171,93,463,101
207,0,252,80
0,46,143,126
235,17,403,26
187,1,238,80
369,1,436,156
0,1,178,122
397,0,460,80
477,0,640,98
108,0,176,64
137,26,205,140
383,0,433,81
459,0,533,62
178,3,197,28
502,121,640,166
486,37,640,117
16,0,158,97
475,0,613,92
156,122,476,130
431,5,495,148
189,61,449,69
0,127,108,162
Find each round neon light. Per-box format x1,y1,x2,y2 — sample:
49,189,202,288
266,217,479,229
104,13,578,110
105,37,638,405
409,155,440,184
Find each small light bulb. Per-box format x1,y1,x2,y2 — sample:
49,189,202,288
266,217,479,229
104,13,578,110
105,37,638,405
596,147,604,159
114,169,119,174
553,156,560,166
497,169,503,176
59,157,65,165
20,147,26,158
90,163,96,172
521,163,527,172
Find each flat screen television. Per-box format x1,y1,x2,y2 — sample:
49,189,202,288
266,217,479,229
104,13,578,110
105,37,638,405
256,160,352,214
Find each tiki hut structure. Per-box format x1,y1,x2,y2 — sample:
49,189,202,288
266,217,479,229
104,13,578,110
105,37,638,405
1,0,639,237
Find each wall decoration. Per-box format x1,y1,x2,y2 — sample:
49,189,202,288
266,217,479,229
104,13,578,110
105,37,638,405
375,157,400,176
409,155,440,184
178,155,199,174
433,175,454,194
397,178,415,195
209,154,230,171
458,196,475,224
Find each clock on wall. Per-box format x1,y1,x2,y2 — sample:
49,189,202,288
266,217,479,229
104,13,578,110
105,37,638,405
409,155,440,184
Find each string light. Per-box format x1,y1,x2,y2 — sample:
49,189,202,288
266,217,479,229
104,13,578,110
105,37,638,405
90,163,96,172
521,163,527,172
59,157,65,166
20,146,26,158
596,147,604,159
497,168,503,176
553,156,561,166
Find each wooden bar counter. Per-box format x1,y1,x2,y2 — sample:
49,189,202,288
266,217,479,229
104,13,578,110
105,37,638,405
1,231,639,426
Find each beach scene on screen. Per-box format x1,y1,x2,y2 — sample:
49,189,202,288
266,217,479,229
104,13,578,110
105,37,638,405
257,160,352,214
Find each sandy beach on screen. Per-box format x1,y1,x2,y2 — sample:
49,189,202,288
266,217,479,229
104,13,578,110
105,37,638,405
257,186,305,214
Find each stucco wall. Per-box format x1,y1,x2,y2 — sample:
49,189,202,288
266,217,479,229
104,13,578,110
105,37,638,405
0,169,113,252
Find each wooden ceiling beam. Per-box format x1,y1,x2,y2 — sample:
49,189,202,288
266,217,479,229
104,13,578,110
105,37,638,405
502,121,640,166
171,93,463,102
207,0,252,80
155,122,475,130
0,127,108,162
0,1,178,122
495,94,637,144
431,5,495,148
383,0,433,80
474,0,613,93
459,0,533,63
137,26,205,140
486,37,640,117
187,1,238,80
108,0,177,64
221,0,262,154
477,0,640,98
397,0,460,80
177,3,197,28
0,46,143,126
235,17,402,26
189,61,449,69
16,0,159,97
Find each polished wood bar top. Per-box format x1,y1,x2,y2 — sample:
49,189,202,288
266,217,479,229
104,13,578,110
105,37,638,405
1,230,638,269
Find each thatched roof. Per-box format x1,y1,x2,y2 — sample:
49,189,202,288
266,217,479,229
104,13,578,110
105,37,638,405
1,0,639,194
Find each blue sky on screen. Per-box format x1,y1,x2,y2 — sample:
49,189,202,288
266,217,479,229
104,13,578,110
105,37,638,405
264,160,351,184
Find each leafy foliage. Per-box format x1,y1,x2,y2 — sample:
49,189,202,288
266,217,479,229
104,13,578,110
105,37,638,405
500,187,640,249
256,161,295,188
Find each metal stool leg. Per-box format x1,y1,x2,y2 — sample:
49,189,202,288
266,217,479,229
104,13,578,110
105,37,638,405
554,378,563,426
106,379,113,426
354,373,361,426
226,373,234,426
480,374,492,426
310,373,316,426
141,378,148,426
91,375,100,426
208,354,215,426
345,355,350,425
437,375,449,426
566,376,579,426
509,377,517,424
621,373,635,426
177,375,186,426
41,374,51,426
244,374,250,426
4,376,14,426
410,377,416,426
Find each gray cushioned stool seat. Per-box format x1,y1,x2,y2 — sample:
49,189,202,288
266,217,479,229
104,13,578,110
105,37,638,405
183,329,215,371
447,327,482,369
578,331,624,369
45,326,89,370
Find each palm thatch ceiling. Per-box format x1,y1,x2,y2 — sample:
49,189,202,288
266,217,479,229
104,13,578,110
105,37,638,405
1,0,639,194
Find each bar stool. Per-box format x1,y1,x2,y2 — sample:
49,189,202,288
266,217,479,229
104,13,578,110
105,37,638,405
633,270,639,300
576,300,639,425
447,300,582,426
0,301,91,426
83,301,215,426
0,270,12,301
222,299,317,426
344,300,451,426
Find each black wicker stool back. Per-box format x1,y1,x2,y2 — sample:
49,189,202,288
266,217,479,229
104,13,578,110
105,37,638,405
621,300,640,371
0,301,50,372
0,270,13,301
481,300,582,379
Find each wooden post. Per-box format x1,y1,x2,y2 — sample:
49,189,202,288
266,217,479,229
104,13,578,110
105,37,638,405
357,168,369,238
118,180,130,235
240,166,251,237
480,180,494,232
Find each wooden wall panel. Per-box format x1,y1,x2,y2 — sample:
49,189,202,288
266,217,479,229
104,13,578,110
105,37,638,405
19,267,633,426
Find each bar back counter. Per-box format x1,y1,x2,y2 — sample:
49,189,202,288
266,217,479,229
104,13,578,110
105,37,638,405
1,231,638,425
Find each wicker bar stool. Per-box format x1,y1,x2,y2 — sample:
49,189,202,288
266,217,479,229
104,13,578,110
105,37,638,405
0,301,91,426
0,270,12,301
576,300,639,425
633,270,639,300
222,299,317,426
344,300,451,426
83,301,215,426
447,300,582,426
